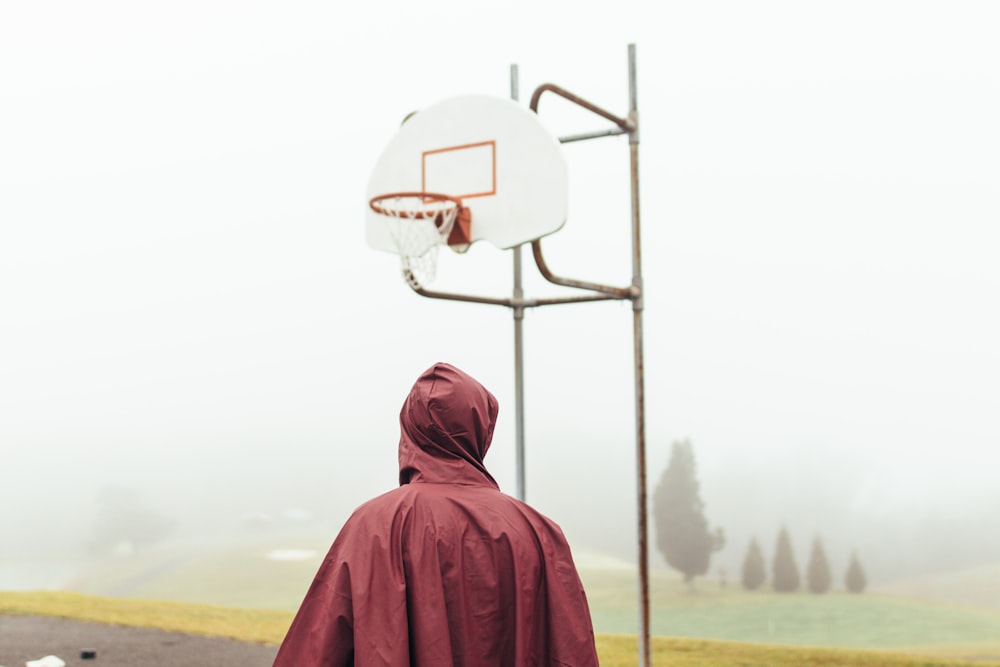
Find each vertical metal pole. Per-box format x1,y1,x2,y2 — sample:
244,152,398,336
511,64,527,502
628,43,651,667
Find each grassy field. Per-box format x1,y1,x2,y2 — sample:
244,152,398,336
42,538,1000,663
582,566,1000,656
874,563,1000,612
2,591,998,667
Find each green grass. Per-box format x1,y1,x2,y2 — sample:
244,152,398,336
579,565,1000,656
2,591,997,666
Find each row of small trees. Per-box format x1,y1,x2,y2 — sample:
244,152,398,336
653,439,868,593
742,529,868,593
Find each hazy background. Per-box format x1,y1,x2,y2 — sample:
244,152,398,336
2,0,998,599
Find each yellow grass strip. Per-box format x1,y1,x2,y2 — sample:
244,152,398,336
0,591,291,645
595,635,1000,666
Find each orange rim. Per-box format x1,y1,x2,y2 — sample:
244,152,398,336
369,191,463,219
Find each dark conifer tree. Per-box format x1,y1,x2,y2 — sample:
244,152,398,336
741,537,766,591
652,439,725,584
806,536,832,594
771,526,800,592
845,551,868,593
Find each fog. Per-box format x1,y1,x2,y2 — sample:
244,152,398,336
2,0,999,600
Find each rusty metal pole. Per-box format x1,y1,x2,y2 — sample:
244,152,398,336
511,64,527,502
627,43,651,667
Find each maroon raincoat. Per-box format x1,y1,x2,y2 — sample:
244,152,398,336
273,362,599,666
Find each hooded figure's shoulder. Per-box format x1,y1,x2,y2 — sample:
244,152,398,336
340,482,571,550
337,485,413,531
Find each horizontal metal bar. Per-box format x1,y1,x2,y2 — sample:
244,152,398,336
407,275,630,309
406,272,514,307
526,293,629,307
559,127,629,144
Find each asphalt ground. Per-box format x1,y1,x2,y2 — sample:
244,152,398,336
0,615,278,667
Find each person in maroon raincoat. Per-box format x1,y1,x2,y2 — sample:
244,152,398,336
273,362,599,666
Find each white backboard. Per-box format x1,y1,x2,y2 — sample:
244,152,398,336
366,95,568,253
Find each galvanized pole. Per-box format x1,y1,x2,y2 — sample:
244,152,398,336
627,43,651,667
511,64,527,503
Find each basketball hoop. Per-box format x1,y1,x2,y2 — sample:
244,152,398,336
369,192,472,288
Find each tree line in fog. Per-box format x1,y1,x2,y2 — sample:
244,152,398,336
653,439,868,593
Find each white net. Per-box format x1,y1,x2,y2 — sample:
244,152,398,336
375,194,459,289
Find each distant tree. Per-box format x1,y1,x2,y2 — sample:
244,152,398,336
652,439,725,585
845,552,868,593
772,526,800,592
741,537,766,591
88,485,176,556
806,536,832,594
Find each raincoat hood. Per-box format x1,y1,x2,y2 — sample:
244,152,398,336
398,362,499,488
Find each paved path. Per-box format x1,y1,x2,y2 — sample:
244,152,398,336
0,616,277,667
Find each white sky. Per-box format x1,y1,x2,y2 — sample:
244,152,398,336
2,1,999,564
